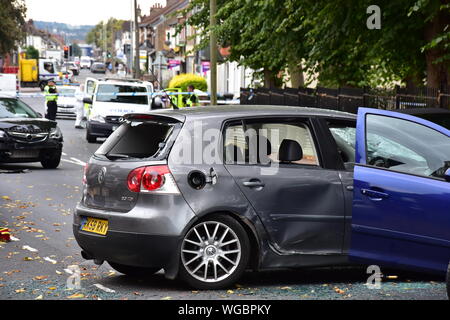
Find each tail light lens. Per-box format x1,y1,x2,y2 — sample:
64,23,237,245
82,164,89,185
127,165,179,194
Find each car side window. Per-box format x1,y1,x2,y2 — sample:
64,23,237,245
328,123,356,167
223,119,320,166
366,114,450,180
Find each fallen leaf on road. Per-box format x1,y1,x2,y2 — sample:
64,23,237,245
387,275,398,279
43,257,57,264
2,196,11,201
48,287,57,290
67,293,85,299
334,287,346,295
35,295,43,300
161,296,172,300
23,257,34,261
280,286,292,290
4,270,20,275
56,270,62,275
15,288,26,293
45,198,52,201
34,276,48,281
227,290,234,294
133,292,143,296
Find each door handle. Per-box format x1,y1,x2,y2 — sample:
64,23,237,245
361,188,389,201
243,180,265,188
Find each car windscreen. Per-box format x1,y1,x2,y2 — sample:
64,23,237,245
96,84,148,105
57,88,76,96
0,98,39,119
95,119,181,160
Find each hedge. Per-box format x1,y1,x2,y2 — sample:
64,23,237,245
168,73,208,92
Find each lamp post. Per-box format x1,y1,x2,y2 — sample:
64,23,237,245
134,0,140,79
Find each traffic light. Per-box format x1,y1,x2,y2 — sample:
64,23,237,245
64,46,69,59
69,45,73,57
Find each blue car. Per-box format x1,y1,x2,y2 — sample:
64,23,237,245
350,108,450,298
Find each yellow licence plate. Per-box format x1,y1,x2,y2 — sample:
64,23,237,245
82,218,109,235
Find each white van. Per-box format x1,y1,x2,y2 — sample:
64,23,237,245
80,56,91,69
0,74,18,96
84,78,154,143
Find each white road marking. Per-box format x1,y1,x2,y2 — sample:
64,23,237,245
22,245,38,252
61,159,85,167
93,284,116,293
70,157,86,166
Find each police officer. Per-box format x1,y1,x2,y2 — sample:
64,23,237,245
183,85,199,107
44,81,58,121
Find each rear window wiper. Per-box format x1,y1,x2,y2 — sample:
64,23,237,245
104,153,131,160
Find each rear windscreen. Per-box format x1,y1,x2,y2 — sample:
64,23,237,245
95,120,181,160
96,84,148,105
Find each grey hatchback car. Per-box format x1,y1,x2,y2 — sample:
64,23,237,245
74,105,359,289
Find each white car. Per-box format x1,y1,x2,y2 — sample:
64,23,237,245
56,86,77,118
83,78,154,143
80,57,91,69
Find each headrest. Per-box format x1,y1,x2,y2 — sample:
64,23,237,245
279,139,303,163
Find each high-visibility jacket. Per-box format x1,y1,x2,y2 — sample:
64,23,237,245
44,85,58,102
183,93,199,107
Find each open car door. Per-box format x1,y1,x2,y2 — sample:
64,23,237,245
350,108,450,276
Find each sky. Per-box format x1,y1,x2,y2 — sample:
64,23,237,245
24,0,162,25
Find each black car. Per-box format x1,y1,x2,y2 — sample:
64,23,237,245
0,96,63,169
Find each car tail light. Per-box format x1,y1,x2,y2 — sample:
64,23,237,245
82,164,89,185
127,165,179,194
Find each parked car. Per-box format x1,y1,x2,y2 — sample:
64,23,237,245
83,78,154,143
64,62,80,76
56,86,77,119
90,63,106,74
73,105,450,290
0,94,63,169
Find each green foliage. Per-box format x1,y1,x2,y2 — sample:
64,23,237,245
0,0,26,55
86,18,124,55
178,0,448,88
168,73,208,92
72,43,82,57
25,46,39,59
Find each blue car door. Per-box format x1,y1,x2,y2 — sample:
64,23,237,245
350,108,450,275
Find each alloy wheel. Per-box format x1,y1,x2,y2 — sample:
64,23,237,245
181,221,242,283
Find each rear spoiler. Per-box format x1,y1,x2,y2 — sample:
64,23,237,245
123,113,185,123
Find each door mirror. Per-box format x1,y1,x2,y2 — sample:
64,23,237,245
83,97,93,105
445,168,450,182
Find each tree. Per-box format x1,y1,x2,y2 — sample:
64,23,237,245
86,18,124,55
25,46,39,59
0,0,26,55
72,43,82,57
178,0,450,89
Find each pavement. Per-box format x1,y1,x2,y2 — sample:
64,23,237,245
0,70,448,300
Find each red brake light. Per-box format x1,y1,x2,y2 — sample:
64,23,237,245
142,166,169,191
127,166,173,193
127,167,145,193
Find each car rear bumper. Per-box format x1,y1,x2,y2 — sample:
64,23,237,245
73,225,179,267
73,197,196,268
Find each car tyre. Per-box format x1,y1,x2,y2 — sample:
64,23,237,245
86,128,96,143
108,262,161,277
179,214,250,290
40,150,61,169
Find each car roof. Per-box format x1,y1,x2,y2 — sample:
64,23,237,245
147,105,357,122
96,79,148,87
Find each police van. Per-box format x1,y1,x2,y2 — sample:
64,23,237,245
83,78,154,143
